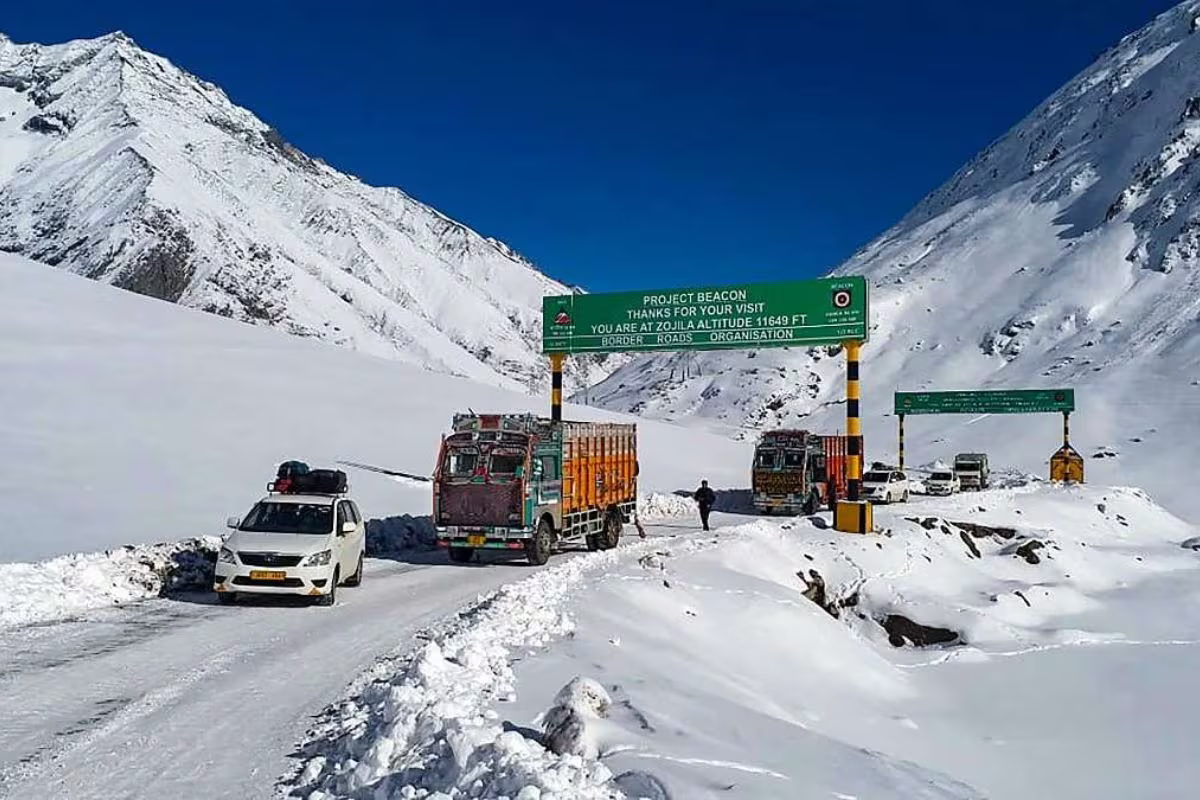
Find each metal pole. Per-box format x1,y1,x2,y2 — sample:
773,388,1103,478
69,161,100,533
898,413,905,472
550,353,565,423
1063,411,1070,447
846,340,862,503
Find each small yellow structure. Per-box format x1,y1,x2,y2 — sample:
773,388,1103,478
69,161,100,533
1050,444,1085,484
835,500,873,534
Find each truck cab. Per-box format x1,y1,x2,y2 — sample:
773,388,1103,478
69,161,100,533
953,453,990,490
751,430,848,515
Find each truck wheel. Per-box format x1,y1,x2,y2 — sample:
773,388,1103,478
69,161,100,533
526,519,553,566
585,534,601,551
217,591,237,605
602,511,622,549
802,490,819,516
448,546,474,563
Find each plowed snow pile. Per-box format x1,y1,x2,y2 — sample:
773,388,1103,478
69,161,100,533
302,483,1200,799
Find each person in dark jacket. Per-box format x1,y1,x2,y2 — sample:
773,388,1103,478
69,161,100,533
694,480,716,531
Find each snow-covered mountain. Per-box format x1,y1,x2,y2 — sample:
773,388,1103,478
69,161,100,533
0,31,617,390
585,1,1200,517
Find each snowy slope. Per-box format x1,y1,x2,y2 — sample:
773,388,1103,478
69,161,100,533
0,254,749,563
0,31,618,391
292,483,1200,799
584,1,1200,520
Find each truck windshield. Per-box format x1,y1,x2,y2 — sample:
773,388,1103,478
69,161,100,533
783,450,804,468
239,502,332,534
755,450,778,468
443,449,480,477
489,451,526,476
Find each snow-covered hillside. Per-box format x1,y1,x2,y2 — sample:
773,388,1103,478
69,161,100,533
584,1,1200,520
0,31,618,391
293,483,1200,799
0,254,749,563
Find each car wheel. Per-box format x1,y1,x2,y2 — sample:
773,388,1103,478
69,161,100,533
217,591,237,605
316,568,339,606
526,518,553,566
448,546,475,563
344,552,365,586
902,490,910,503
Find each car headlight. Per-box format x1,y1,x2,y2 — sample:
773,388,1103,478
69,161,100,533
303,549,333,567
219,547,236,564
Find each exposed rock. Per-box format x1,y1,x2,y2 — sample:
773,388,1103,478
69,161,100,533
959,530,982,559
1014,539,1046,564
882,614,961,648
951,521,1018,539
542,677,611,759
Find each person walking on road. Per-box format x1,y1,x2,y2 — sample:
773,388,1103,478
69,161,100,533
694,479,716,531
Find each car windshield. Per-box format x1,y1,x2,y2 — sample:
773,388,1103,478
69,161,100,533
239,501,332,534
443,448,480,477
931,472,953,481
489,450,526,476
863,471,890,483
755,449,778,468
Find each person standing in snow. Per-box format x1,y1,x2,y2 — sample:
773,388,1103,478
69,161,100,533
694,480,716,531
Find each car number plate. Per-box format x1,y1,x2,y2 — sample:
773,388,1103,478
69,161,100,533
467,535,486,547
249,570,286,581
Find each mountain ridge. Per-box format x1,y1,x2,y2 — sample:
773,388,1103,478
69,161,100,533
0,30,619,390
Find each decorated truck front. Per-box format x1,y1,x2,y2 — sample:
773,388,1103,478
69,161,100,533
751,429,849,515
434,413,637,565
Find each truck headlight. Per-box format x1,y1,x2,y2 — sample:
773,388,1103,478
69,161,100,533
219,547,236,564
303,549,332,567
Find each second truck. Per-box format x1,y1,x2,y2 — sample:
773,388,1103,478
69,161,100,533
751,429,850,515
433,413,638,565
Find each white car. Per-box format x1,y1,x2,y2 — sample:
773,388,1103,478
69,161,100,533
862,469,909,504
214,493,366,606
925,469,960,496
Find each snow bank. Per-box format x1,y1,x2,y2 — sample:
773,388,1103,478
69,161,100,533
289,540,667,800
497,483,1199,799
636,493,696,520
0,537,219,630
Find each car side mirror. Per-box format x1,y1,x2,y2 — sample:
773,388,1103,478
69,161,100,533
340,521,356,535
226,515,242,529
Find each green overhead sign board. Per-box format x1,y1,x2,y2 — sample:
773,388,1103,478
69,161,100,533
894,389,1075,416
543,276,868,355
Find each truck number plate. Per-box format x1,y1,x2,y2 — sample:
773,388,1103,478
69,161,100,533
249,570,286,581
467,535,486,547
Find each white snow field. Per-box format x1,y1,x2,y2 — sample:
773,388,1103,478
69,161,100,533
0,253,748,566
0,254,750,798
294,482,1200,799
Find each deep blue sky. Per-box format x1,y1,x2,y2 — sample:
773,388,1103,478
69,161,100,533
3,1,1178,291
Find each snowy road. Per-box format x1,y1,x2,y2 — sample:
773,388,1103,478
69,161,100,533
0,554,578,800
0,520,707,800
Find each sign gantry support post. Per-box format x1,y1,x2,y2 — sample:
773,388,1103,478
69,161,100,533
549,353,565,423
898,413,906,472
834,339,873,534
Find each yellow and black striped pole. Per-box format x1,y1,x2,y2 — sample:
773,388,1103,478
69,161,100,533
846,340,862,502
550,353,565,423
1062,411,1070,448
898,413,905,472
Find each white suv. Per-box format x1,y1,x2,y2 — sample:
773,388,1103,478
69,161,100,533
214,493,366,606
862,469,909,504
925,469,960,496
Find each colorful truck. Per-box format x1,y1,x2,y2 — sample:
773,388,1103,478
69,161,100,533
751,429,850,515
433,413,638,565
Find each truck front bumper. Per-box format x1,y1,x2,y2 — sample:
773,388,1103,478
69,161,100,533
436,525,534,549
